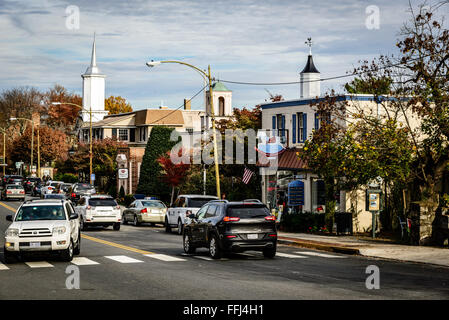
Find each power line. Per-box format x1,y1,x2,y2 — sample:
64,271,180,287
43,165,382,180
147,84,208,125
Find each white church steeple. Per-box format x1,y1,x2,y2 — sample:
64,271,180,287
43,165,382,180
300,37,321,99
82,33,108,122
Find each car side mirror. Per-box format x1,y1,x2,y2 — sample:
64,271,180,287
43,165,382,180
188,213,196,220
69,213,79,220
6,215,12,222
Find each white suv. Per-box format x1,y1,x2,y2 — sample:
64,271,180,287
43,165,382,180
166,194,218,235
75,195,121,231
3,199,81,263
40,180,64,197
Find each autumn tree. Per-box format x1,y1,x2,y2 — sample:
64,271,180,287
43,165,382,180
105,96,133,115
157,150,190,205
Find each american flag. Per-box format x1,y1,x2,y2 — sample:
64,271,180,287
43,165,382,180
242,167,254,184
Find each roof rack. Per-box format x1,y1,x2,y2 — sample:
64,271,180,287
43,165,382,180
209,200,229,203
243,199,262,203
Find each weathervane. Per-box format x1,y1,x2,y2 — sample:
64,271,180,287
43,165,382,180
305,37,312,55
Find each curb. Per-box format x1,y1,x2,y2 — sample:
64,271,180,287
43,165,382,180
277,237,361,255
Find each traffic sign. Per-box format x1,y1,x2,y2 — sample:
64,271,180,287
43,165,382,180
15,161,23,169
118,168,128,179
91,174,96,181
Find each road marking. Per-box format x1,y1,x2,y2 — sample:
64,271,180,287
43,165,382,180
71,257,100,266
0,263,9,270
294,251,346,258
81,234,153,255
276,252,308,258
144,254,186,262
25,261,54,268
0,201,17,212
105,255,144,264
193,256,213,261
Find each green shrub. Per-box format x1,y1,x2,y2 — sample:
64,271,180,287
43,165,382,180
124,194,134,207
54,173,78,183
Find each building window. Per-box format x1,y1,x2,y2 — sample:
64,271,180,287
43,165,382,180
118,129,128,141
129,128,135,142
112,128,117,140
219,97,225,116
298,112,304,142
83,129,89,142
140,127,147,142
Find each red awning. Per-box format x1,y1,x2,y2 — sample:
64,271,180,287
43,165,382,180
257,148,308,170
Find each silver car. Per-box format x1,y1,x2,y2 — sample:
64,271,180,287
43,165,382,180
1,184,25,201
122,199,167,226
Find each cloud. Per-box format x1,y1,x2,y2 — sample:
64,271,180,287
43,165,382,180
0,0,434,110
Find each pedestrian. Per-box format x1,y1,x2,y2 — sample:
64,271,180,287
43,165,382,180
221,193,226,200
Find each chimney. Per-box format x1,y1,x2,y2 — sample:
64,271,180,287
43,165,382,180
184,99,191,110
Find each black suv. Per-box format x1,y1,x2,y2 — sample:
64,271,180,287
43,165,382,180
183,200,277,259
24,177,41,193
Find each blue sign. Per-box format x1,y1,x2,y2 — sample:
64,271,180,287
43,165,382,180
288,180,304,206
91,174,95,181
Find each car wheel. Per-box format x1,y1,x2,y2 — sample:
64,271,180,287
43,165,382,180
177,219,183,235
263,245,276,258
113,223,121,231
122,214,128,225
165,217,171,233
209,234,222,259
74,233,81,255
133,215,140,227
183,232,196,254
60,240,74,262
3,247,15,264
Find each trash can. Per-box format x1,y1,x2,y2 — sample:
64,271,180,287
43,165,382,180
335,212,353,235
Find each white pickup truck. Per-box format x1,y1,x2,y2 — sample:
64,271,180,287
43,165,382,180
165,194,218,235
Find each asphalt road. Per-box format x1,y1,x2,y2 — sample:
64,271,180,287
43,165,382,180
0,197,448,300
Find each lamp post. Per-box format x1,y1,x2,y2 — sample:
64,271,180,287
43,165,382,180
0,128,6,177
146,60,221,198
10,117,39,177
51,102,93,185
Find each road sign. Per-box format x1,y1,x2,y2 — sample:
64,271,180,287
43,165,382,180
15,161,23,169
118,168,128,179
0,164,7,167
91,174,96,181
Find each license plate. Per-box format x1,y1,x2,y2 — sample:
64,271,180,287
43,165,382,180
247,234,258,240
30,242,40,248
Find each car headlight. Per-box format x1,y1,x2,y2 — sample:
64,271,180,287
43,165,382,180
52,226,67,235
5,228,19,237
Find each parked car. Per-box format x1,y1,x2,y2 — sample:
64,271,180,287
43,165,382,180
1,184,26,201
3,199,81,263
31,182,42,197
23,177,41,193
40,181,64,197
183,200,277,259
166,194,219,235
55,183,73,198
74,195,121,231
70,183,96,202
122,199,167,226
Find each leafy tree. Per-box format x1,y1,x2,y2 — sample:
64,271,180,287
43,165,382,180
105,96,133,115
157,150,190,205
137,126,180,202
345,76,392,95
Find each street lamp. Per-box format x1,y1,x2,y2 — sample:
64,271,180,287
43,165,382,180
146,60,221,198
51,102,93,185
9,117,40,178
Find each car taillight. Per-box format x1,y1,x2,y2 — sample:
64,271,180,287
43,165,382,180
48,187,53,190
223,216,240,222
116,205,120,210
71,193,76,198
19,191,25,194
27,182,31,184
226,235,237,238
140,208,147,214
265,216,276,221
87,205,92,210
6,191,12,194
268,234,277,237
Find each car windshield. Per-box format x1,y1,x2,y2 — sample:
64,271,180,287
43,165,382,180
15,205,66,221
50,182,60,187
188,198,217,208
141,201,166,208
7,185,23,189
226,205,270,218
89,199,117,207
76,184,94,191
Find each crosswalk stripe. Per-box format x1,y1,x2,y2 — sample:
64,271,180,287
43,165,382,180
144,254,186,262
0,263,9,270
25,261,54,268
193,256,213,261
71,257,100,266
294,251,345,258
104,255,143,263
276,252,308,258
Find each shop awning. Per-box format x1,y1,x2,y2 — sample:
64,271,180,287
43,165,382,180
257,148,308,171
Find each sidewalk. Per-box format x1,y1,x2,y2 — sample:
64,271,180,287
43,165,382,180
278,231,449,268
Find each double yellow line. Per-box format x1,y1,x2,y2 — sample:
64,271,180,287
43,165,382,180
0,201,153,255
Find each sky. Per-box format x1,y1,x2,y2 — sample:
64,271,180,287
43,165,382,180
0,0,439,111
